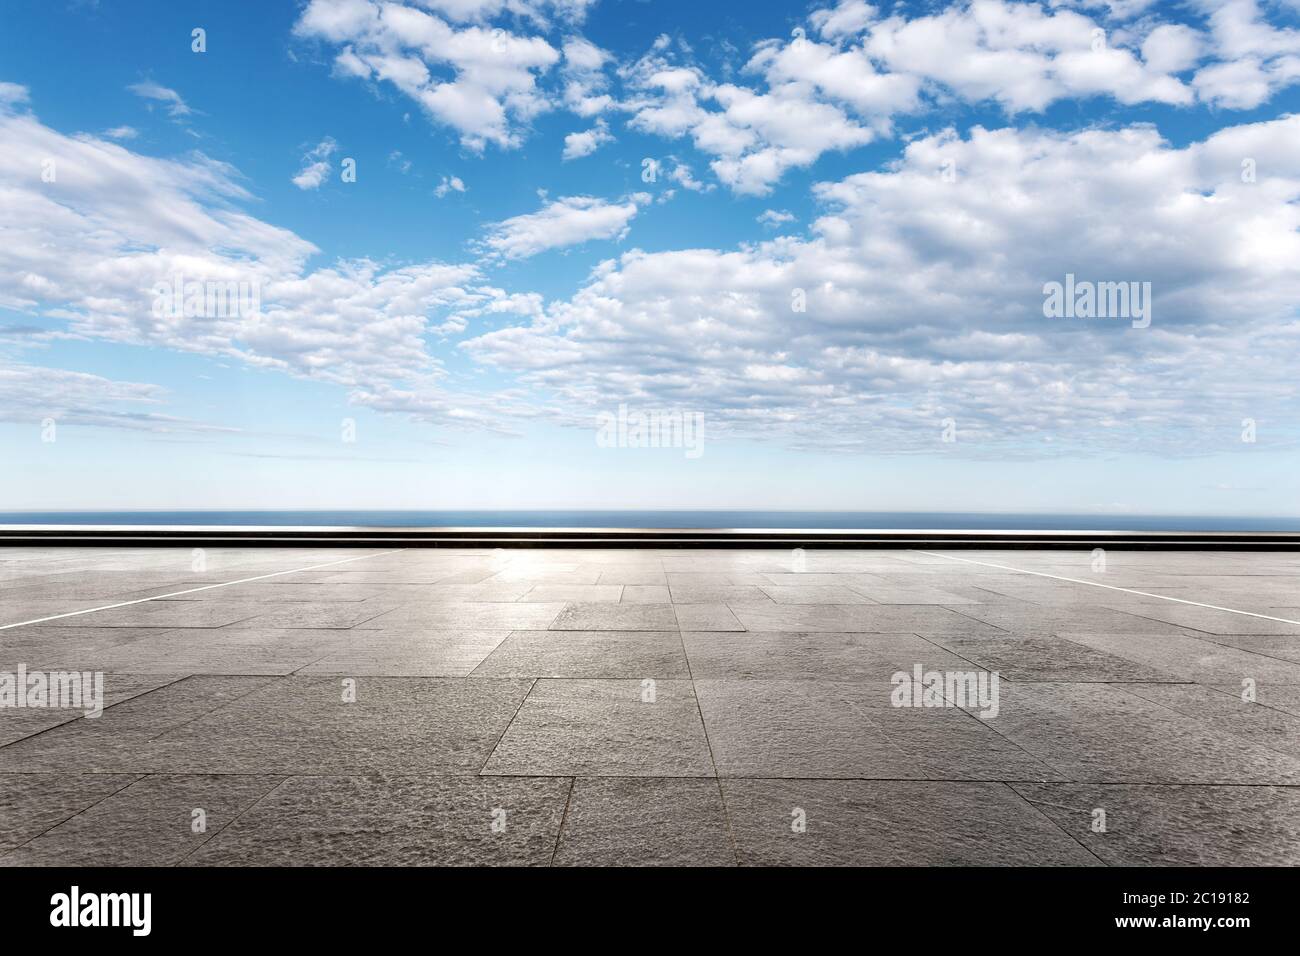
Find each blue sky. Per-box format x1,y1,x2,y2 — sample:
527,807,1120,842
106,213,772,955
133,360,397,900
1,0,1298,514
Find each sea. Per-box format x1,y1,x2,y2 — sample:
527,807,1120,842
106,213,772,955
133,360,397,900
0,511,1296,531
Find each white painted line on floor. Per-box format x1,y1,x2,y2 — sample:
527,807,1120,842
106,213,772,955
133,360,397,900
912,550,1300,627
0,549,407,631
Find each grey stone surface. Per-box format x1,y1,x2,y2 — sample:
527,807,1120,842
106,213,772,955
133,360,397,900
1011,782,1300,866
682,631,972,681
668,585,772,604
482,679,714,776
471,630,689,678
729,602,1004,634
723,779,1100,865
980,682,1300,784
3,545,1299,866
188,775,571,866
549,602,678,630
759,585,876,605
924,633,1178,682
553,777,735,866
298,630,511,677
0,673,185,746
620,585,671,603
672,604,744,631
0,774,283,865
0,773,141,854
359,602,566,630
1061,631,1300,684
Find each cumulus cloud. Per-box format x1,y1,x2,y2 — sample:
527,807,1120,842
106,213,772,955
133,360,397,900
464,117,1300,455
757,209,796,227
859,0,1194,111
561,36,614,115
622,38,876,195
435,173,466,196
0,107,533,431
1192,0,1300,108
562,117,614,158
810,1,878,39
293,0,564,150
292,136,338,189
0,82,30,107
478,193,645,259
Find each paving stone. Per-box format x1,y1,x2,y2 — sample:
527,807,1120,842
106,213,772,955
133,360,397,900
471,630,689,678
0,676,531,774
621,585,671,603
187,775,571,866
1118,682,1300,758
50,601,267,629
980,682,1300,784
549,602,678,631
1196,632,1300,663
0,774,283,865
759,586,876,605
682,631,972,681
1011,782,1300,865
925,634,1179,682
0,773,141,854
598,569,668,586
554,777,735,866
298,630,511,677
665,604,739,631
729,603,1004,634
723,779,1099,865
668,586,773,604
1100,603,1300,635
520,585,624,603
482,679,714,777
949,604,1189,635
1062,632,1300,684
0,674,186,747
359,602,565,630
695,679,920,779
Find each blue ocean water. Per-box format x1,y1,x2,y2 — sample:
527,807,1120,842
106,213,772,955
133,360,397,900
0,511,1297,531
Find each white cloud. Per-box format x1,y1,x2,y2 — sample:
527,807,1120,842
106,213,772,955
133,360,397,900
562,117,614,158
666,160,713,192
0,365,233,434
465,116,1300,455
388,149,413,172
0,82,29,107
623,41,876,195
1141,24,1205,74
862,1,1193,111
127,81,192,118
561,36,614,115
435,174,466,196
748,34,921,121
293,0,564,151
810,1,878,39
1192,0,1300,108
292,136,338,190
479,193,644,259
757,208,796,227
0,107,532,431
102,125,139,140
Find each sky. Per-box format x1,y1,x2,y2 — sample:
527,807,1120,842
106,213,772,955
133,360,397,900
0,0,1298,515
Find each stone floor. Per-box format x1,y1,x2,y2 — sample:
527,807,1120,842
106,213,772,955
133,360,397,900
1,545,1298,866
